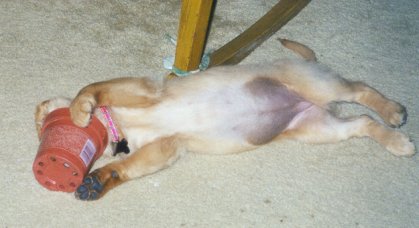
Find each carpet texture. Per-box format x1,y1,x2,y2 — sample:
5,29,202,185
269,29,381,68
1,0,418,227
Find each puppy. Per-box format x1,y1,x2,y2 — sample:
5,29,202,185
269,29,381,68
35,40,416,201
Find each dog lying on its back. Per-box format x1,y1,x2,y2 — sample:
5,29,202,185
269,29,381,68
35,39,416,201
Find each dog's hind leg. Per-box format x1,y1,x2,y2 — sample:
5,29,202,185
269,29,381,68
273,64,407,128
279,107,415,156
343,81,407,128
274,41,406,128
75,136,181,201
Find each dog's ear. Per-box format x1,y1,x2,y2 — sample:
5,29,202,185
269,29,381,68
35,100,49,139
35,97,71,139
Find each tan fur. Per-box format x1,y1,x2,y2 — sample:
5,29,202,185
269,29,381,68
35,40,416,201
279,38,317,62
74,136,180,198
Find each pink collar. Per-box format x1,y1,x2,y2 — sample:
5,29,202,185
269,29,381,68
99,106,120,143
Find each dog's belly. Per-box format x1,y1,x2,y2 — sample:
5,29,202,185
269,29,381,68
233,77,312,145
159,77,312,152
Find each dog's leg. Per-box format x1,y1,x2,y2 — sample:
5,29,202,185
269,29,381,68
75,136,180,201
318,81,405,128
70,77,159,127
273,64,406,128
281,107,415,156
345,81,407,128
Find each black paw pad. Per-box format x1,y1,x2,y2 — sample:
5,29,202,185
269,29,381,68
75,174,103,201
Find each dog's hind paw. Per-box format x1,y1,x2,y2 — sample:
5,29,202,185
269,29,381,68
385,132,416,157
383,101,407,128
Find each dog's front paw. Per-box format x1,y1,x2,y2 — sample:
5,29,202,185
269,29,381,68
75,172,103,201
385,132,416,157
70,94,96,127
75,167,123,201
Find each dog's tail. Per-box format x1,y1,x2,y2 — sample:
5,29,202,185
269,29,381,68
278,38,317,62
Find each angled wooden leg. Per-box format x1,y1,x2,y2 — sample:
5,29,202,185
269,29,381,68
168,0,311,78
169,0,214,78
209,0,311,67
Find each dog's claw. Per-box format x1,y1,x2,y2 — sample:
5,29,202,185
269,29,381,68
401,108,407,126
75,173,103,201
385,103,407,128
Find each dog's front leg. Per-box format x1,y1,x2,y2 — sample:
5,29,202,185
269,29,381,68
70,77,159,127
75,136,181,201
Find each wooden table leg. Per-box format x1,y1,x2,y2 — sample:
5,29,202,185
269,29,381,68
209,0,311,67
172,0,214,76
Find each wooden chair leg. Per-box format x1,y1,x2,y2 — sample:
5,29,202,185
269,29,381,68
172,0,214,75
209,0,311,67
168,0,310,79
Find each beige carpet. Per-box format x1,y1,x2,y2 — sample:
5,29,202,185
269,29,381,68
1,0,418,227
